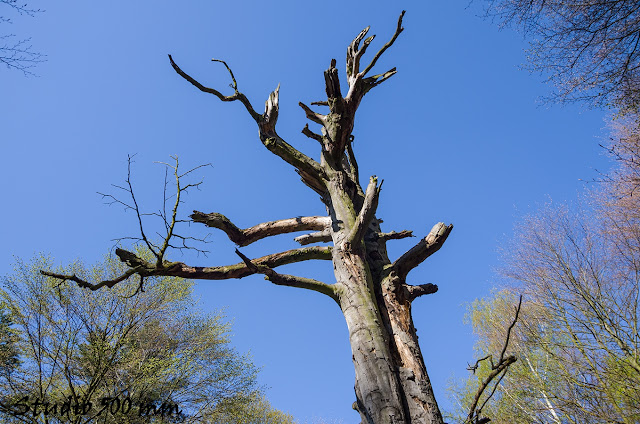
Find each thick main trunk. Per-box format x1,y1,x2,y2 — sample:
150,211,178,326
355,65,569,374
333,243,445,424
327,170,444,424
334,248,407,424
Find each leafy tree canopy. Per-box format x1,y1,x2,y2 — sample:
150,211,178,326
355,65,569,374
0,253,294,424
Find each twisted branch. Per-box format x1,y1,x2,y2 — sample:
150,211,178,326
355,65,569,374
191,212,330,246
168,54,261,122
43,246,332,291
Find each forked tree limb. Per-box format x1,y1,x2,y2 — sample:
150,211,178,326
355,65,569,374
393,222,453,279
466,357,516,424
307,10,405,164
168,54,261,122
43,246,332,291
343,11,405,107
169,55,326,189
235,249,339,302
191,212,331,246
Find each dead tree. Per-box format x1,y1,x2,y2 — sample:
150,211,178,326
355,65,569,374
44,12,453,424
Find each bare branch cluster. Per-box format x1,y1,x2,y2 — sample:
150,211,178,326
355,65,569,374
602,112,640,197
484,0,640,107
0,0,41,18
1,0,44,74
452,195,640,422
43,155,214,293
42,11,449,311
0,34,43,74
99,155,212,264
43,157,337,295
299,11,405,167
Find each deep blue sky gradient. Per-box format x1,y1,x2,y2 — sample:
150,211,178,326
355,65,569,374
1,1,610,422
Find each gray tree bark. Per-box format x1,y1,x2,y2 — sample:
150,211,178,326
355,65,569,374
44,12,453,424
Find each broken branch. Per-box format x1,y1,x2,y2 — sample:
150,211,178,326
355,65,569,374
294,229,333,245
393,222,453,279
235,250,338,302
375,230,413,241
348,176,382,245
302,123,324,143
346,26,374,78
298,102,327,126
364,67,397,88
403,283,439,301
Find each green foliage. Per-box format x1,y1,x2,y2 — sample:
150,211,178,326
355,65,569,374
208,394,296,424
0,306,19,375
0,253,295,424
449,201,640,423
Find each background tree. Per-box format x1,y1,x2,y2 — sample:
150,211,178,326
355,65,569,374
0,0,43,74
461,4,640,420
0,307,19,381
449,197,640,423
1,253,294,424
44,13,457,424
482,0,640,108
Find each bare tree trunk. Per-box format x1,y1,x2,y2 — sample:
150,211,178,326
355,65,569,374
326,162,448,423
45,12,453,424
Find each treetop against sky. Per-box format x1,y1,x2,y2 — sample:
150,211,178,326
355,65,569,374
1,1,610,422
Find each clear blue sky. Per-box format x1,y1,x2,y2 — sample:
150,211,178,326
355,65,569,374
1,1,611,422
